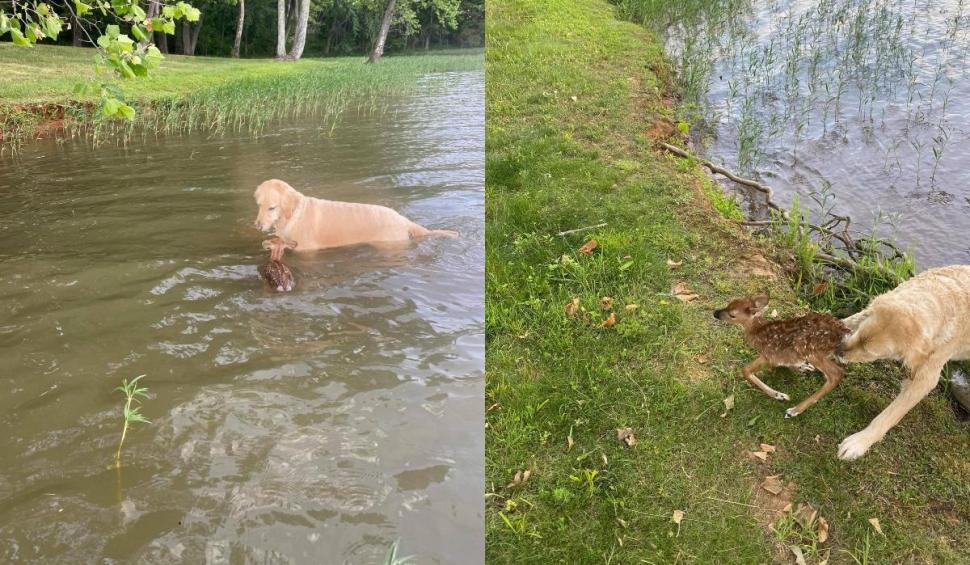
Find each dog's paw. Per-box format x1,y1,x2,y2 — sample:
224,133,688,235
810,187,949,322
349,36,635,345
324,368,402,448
784,407,799,418
773,391,790,401
837,432,874,460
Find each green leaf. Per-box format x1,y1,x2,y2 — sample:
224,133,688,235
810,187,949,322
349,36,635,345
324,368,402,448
184,6,201,22
618,259,634,272
130,24,147,42
130,4,146,20
106,24,120,39
74,0,92,16
10,27,31,46
162,5,175,17
162,20,175,34
103,97,122,116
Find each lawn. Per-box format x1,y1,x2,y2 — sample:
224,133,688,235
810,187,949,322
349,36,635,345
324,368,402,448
484,0,970,563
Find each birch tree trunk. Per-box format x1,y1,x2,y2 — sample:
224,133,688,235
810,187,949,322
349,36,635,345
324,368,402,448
367,0,396,64
288,0,310,60
232,0,245,58
276,0,287,58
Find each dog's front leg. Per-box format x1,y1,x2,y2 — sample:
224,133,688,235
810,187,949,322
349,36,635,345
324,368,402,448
837,356,945,460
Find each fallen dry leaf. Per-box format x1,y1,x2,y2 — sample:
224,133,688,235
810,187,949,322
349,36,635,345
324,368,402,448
506,469,532,489
750,450,769,462
761,474,785,495
818,516,829,543
565,298,581,318
793,502,818,530
578,239,598,255
720,394,735,418
566,434,574,452
769,308,779,318
868,517,884,535
760,443,777,454
600,296,614,310
696,354,708,364
617,427,636,447
624,304,639,311
671,281,699,303
487,402,501,412
672,509,684,524
666,259,683,269
812,281,829,296
601,312,616,328
790,545,807,565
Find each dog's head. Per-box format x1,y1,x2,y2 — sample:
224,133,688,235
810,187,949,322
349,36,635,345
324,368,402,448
714,294,769,325
254,179,301,232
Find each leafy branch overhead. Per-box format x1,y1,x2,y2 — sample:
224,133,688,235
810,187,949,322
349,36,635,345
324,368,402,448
1,0,200,119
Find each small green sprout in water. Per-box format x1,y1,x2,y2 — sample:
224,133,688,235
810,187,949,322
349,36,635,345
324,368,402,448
115,374,150,463
383,539,415,565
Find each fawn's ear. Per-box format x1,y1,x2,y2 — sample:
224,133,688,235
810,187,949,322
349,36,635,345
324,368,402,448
752,294,770,309
262,239,273,250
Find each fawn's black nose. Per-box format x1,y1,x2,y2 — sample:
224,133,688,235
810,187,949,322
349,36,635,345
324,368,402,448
713,309,723,320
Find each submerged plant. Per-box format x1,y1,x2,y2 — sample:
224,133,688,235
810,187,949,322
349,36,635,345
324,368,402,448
383,540,415,565
114,374,150,464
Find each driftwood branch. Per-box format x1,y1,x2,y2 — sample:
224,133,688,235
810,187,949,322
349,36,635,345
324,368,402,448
660,142,908,284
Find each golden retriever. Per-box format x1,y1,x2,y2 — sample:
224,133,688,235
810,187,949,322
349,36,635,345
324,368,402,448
838,265,970,460
253,179,457,250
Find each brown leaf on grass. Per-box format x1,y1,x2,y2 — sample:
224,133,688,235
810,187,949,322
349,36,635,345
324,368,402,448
565,298,581,317
601,312,616,328
720,394,735,418
671,509,684,537
760,443,777,453
487,402,501,412
566,434,574,452
616,427,636,447
696,354,708,364
761,474,785,495
790,545,807,565
868,517,884,535
671,281,699,302
506,469,532,489
666,259,683,269
600,296,614,310
769,308,779,318
812,281,829,296
578,239,598,255
749,450,769,462
793,502,818,530
818,516,830,543
624,304,639,311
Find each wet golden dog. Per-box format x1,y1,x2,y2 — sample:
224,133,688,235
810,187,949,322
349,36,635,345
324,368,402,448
838,265,970,460
253,179,457,250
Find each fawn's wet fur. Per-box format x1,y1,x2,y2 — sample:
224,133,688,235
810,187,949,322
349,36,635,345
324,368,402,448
715,295,851,418
259,236,297,292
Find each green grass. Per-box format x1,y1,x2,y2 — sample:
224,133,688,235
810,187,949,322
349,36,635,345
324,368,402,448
0,43,483,146
485,0,970,563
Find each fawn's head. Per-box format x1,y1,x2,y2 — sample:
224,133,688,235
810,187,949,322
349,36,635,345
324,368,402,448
714,294,769,327
262,236,297,261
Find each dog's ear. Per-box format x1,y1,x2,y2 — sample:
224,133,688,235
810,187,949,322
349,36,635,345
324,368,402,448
279,185,301,222
752,294,770,310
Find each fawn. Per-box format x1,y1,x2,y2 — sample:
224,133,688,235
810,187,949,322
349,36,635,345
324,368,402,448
714,294,851,418
259,236,297,292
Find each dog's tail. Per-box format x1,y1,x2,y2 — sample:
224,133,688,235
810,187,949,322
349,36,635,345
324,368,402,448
409,224,459,239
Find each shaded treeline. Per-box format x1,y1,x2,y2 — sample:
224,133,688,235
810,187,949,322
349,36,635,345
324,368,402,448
0,0,483,58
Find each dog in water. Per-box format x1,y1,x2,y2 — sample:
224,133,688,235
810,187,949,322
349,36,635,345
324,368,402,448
259,236,297,292
253,179,458,250
837,265,970,460
715,294,850,418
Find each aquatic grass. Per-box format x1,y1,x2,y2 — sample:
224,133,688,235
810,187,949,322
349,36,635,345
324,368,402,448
383,540,415,565
114,374,150,465
0,46,483,150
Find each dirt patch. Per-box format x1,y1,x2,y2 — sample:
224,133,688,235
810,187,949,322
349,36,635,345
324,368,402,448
733,253,780,280
645,117,676,142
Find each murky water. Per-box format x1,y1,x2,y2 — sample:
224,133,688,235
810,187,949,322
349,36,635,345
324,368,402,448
664,0,970,267
0,71,484,563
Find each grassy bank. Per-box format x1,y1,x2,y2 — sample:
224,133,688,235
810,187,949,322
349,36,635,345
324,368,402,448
485,0,970,563
0,44,482,146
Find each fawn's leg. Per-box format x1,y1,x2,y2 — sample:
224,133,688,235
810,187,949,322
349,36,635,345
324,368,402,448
743,356,790,401
785,356,843,418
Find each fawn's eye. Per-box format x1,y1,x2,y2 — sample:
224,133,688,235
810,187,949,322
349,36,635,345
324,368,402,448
729,313,736,318
269,206,277,211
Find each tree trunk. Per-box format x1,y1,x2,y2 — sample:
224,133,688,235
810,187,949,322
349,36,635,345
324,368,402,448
324,17,342,56
188,13,203,55
367,0,396,64
231,0,245,58
156,29,169,53
71,11,84,46
276,0,286,58
288,0,310,60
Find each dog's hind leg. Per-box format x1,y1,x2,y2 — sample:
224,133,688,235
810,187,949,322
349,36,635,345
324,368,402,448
837,355,946,460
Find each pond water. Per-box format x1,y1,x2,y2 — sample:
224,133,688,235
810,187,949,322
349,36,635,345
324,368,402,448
0,70,484,563
664,0,970,268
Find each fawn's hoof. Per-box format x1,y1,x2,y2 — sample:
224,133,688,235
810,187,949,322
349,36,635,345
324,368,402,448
773,391,790,401
784,407,799,418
